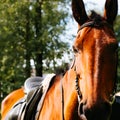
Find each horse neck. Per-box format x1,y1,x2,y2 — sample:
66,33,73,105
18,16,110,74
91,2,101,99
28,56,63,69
62,69,78,119
39,69,78,120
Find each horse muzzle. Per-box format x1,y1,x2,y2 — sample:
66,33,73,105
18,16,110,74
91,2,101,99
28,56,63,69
78,101,112,120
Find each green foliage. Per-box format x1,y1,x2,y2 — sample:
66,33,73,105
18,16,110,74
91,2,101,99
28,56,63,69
0,0,70,102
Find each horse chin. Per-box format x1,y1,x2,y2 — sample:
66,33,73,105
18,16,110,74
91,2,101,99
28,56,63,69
78,101,112,120
79,114,87,120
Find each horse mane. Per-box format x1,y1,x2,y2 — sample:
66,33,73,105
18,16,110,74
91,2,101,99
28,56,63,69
89,11,104,23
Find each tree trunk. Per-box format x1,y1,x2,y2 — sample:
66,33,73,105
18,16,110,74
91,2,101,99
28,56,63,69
25,8,31,78
35,1,43,76
35,53,43,76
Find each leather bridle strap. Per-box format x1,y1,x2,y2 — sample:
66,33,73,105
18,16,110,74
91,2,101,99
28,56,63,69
77,20,113,33
77,21,95,33
75,75,82,101
71,58,82,101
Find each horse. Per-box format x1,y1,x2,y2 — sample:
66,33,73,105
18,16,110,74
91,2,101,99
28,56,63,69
1,0,118,120
1,87,24,120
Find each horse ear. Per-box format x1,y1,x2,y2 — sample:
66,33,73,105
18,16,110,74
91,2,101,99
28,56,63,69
72,0,88,25
104,0,118,25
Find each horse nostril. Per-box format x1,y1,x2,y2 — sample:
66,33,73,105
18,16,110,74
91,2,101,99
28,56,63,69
78,102,88,120
78,102,84,116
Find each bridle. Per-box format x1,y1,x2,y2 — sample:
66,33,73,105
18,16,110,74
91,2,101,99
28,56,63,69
61,20,116,120
74,19,116,101
77,20,113,33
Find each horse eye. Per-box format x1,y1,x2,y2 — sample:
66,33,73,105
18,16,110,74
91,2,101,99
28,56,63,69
73,46,79,54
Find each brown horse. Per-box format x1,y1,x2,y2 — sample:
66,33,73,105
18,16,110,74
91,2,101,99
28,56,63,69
1,0,118,120
1,87,24,120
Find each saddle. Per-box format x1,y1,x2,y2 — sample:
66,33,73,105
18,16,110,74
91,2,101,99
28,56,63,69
5,74,56,120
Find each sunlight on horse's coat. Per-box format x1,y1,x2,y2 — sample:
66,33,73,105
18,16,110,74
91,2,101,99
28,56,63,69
1,0,118,120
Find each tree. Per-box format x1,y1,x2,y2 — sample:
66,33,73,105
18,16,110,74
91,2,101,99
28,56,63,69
0,0,70,102
32,0,70,76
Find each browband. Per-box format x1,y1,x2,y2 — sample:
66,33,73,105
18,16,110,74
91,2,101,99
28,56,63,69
77,20,113,33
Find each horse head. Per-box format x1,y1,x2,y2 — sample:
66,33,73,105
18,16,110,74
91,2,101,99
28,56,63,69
72,0,118,120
